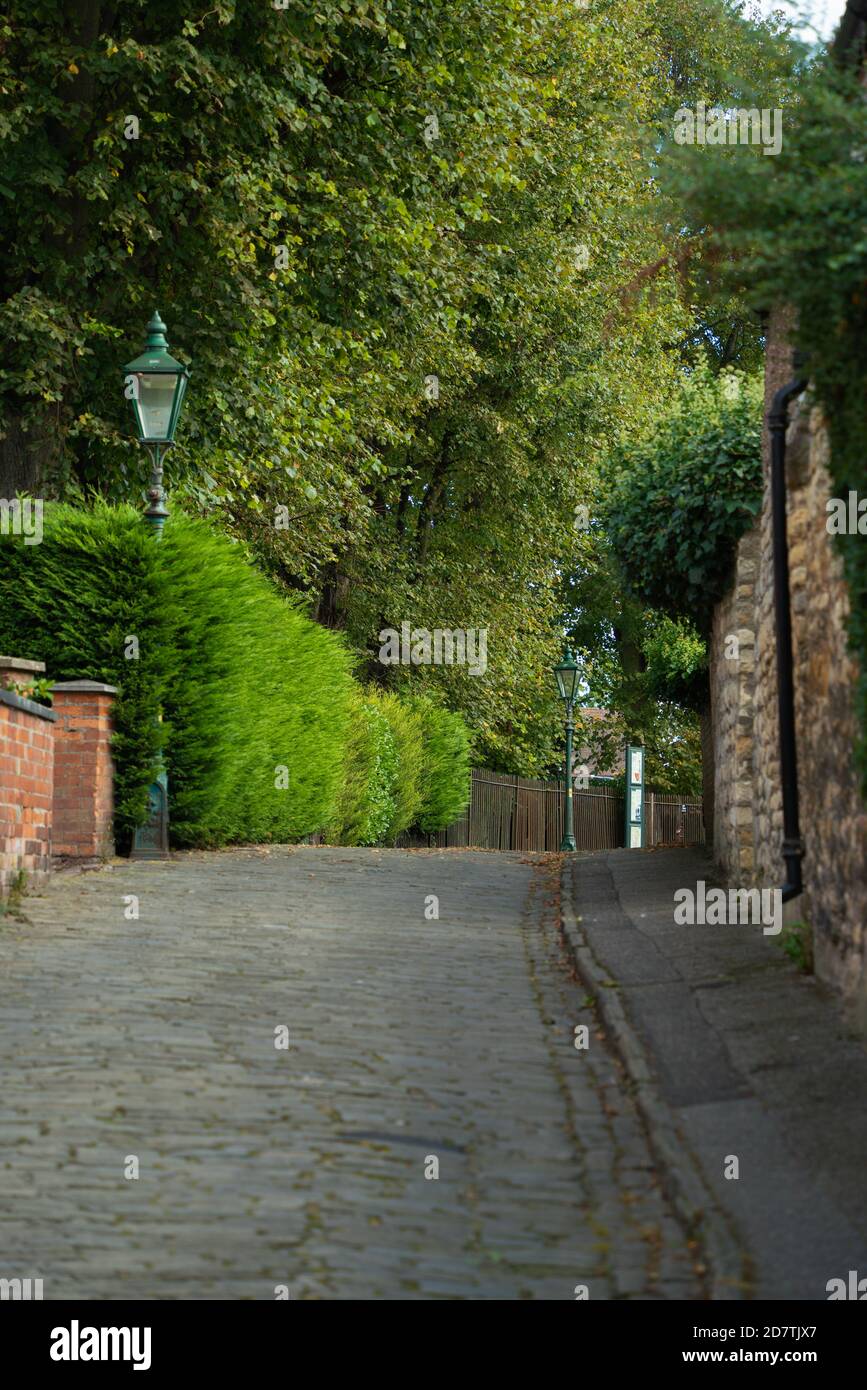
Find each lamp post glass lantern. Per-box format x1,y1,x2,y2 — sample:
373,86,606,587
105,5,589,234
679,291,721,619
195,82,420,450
554,652,582,851
555,653,581,705
123,312,190,536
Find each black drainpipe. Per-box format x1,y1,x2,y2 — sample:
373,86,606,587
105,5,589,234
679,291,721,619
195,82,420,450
768,362,808,902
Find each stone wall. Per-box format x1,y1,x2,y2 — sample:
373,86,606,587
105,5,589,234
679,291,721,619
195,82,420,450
709,526,759,881
709,308,867,1017
784,409,867,1003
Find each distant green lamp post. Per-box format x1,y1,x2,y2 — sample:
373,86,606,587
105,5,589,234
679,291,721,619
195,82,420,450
123,312,190,859
122,311,190,538
554,651,581,852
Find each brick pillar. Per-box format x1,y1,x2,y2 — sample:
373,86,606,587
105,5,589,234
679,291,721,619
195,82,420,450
51,681,118,865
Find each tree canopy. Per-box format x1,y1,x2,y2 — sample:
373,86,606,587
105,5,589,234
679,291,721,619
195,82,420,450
0,0,793,788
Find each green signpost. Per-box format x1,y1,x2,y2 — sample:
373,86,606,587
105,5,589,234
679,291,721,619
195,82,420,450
625,744,645,849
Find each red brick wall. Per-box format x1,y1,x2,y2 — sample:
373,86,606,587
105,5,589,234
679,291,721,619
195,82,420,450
51,683,117,864
0,691,56,892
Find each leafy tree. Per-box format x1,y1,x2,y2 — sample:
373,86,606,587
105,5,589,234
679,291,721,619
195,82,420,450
0,0,774,794
574,701,703,797
295,0,694,773
644,614,708,712
654,17,867,792
0,2,545,497
601,366,765,632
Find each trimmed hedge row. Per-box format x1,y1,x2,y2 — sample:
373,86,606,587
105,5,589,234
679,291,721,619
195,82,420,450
327,689,471,846
1,504,170,847
0,503,470,849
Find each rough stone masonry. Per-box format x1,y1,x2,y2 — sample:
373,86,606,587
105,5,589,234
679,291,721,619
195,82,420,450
709,307,867,1021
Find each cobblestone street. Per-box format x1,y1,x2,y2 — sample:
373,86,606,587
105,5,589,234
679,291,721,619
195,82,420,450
0,847,700,1300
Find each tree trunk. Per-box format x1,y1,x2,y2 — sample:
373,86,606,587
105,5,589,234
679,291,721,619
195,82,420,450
312,566,351,630
0,409,63,497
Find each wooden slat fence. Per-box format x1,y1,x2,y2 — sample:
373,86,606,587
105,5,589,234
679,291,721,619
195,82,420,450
397,770,704,852
646,792,705,848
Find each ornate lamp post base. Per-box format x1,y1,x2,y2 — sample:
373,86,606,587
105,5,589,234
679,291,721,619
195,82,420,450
130,766,169,859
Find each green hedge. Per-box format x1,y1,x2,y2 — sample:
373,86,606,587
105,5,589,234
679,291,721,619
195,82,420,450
376,690,425,841
0,503,170,845
326,691,398,847
158,511,354,845
411,694,473,834
0,502,472,849
326,689,472,845
0,502,353,849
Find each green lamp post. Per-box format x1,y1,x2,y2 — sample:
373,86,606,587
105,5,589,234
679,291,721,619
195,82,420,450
123,312,190,537
554,652,581,852
123,312,190,859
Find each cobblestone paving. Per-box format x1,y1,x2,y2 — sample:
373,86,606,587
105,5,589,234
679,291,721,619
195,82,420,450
0,847,702,1300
